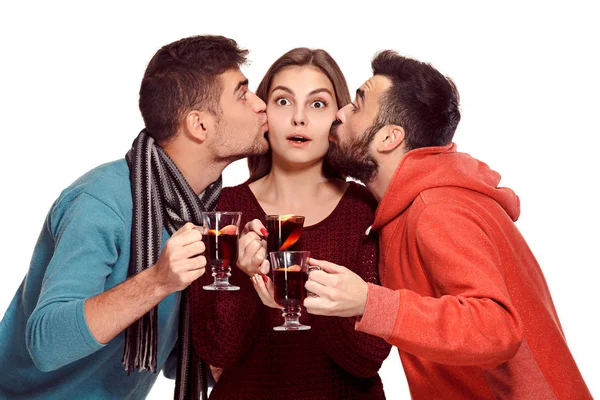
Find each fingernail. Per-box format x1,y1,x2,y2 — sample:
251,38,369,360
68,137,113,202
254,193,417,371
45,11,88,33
260,228,269,236
262,274,269,283
250,277,256,284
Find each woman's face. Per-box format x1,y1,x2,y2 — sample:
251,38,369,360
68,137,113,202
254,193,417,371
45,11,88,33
266,65,338,168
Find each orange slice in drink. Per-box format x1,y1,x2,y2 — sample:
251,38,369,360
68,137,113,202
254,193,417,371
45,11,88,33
280,235,299,250
279,214,296,223
219,225,238,235
287,265,302,272
207,225,237,236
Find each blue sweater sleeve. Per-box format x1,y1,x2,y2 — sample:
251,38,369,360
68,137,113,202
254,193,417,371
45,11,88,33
26,192,126,371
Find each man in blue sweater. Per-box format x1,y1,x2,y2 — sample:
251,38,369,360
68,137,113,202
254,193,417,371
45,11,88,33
0,35,269,399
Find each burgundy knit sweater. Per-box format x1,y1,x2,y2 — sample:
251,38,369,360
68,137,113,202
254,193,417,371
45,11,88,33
190,181,391,400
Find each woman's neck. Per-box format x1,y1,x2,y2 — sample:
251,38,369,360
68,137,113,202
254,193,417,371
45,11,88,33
249,160,348,225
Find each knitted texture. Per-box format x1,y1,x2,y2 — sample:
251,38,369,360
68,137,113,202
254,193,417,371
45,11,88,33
190,182,391,399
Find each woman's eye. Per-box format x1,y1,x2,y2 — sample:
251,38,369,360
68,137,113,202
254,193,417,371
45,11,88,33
312,100,327,109
276,98,290,106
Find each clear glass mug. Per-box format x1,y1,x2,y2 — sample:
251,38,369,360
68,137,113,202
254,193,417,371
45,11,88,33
265,215,305,253
202,211,242,291
269,250,316,331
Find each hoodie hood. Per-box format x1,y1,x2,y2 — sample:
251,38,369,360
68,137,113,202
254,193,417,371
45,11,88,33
372,143,520,230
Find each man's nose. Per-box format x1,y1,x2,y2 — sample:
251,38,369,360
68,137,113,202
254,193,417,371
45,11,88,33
336,105,349,123
250,91,266,113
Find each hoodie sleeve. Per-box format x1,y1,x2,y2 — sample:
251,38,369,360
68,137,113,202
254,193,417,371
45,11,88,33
310,231,391,378
357,203,523,368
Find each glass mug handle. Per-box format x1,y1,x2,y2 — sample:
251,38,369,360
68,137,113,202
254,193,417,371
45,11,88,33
193,224,208,257
306,265,322,297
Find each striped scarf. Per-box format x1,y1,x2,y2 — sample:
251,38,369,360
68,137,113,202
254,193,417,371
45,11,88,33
124,129,221,399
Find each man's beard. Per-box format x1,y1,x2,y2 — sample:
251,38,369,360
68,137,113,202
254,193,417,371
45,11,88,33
326,120,379,183
213,122,269,163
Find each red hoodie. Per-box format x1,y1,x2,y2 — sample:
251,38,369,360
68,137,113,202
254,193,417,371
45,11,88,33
356,143,592,399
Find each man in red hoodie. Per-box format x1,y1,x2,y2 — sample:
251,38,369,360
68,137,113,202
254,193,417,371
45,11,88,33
304,50,592,399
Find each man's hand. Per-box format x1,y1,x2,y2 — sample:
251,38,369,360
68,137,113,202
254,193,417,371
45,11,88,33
152,222,207,294
304,258,368,318
86,222,206,344
237,219,269,276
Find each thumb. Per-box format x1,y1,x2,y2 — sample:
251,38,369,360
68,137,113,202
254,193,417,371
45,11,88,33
244,219,268,237
172,222,199,237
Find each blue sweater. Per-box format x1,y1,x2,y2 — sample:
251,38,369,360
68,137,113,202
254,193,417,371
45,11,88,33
0,159,180,399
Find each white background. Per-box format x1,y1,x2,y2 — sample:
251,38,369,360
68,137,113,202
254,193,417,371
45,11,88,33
1,1,598,398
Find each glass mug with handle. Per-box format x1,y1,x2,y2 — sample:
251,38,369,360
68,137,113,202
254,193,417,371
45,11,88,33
202,211,242,291
265,215,305,253
269,250,320,331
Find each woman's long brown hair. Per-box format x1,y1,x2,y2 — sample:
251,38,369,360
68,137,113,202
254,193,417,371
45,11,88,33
247,48,351,182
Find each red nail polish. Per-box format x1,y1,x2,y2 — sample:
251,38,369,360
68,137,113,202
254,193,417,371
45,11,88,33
262,274,269,283
260,228,269,236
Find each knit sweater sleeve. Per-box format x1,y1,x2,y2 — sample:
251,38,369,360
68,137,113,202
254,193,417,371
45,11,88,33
25,193,124,371
190,187,264,368
311,223,392,378
358,203,523,368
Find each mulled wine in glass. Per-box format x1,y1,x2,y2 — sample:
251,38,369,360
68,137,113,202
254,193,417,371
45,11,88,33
202,211,241,291
269,251,311,331
265,215,305,253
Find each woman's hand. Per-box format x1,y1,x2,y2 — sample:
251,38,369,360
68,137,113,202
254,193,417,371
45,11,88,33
237,219,269,276
251,274,282,309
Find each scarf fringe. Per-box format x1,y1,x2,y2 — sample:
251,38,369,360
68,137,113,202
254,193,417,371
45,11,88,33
123,130,221,399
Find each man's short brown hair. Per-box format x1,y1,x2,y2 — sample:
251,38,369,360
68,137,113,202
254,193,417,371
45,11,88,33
139,35,248,143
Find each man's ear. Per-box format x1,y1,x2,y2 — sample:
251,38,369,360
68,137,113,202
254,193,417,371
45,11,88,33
376,125,405,154
182,110,214,143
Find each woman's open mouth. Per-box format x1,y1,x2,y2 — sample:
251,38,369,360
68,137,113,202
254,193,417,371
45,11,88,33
287,135,311,145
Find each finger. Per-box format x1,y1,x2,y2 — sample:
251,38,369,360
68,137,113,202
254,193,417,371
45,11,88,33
251,245,267,269
243,219,269,237
182,241,205,258
172,222,199,237
187,255,207,271
305,278,330,298
252,275,273,306
267,281,278,302
306,269,338,287
253,274,268,295
303,295,328,315
172,228,203,246
258,259,270,275
238,231,261,252
236,240,264,277
308,257,345,273
256,274,282,309
240,238,263,265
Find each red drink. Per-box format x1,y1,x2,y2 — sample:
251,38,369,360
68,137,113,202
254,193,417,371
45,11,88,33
202,213,241,291
266,215,305,252
273,267,308,308
269,251,311,331
206,231,237,268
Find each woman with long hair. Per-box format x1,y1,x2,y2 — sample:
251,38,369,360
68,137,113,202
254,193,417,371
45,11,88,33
190,48,391,399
